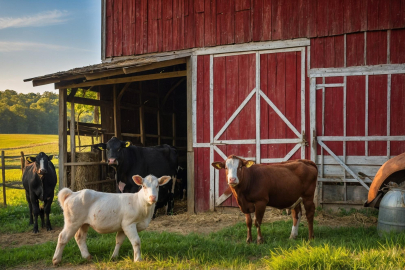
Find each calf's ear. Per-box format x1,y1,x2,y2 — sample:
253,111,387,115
26,157,36,163
158,176,171,186
242,160,255,168
48,155,53,160
211,162,225,170
132,175,143,186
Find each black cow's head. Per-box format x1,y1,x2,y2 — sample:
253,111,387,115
26,152,53,179
26,152,53,175
92,137,132,166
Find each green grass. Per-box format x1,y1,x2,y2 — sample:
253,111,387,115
1,215,405,270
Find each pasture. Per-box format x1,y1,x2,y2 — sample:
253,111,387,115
1,134,405,269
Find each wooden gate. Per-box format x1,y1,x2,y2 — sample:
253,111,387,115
193,41,309,211
309,66,405,205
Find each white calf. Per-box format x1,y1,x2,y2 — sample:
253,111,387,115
52,174,171,265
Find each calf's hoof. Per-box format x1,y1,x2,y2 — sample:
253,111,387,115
47,226,53,231
257,238,264,244
86,255,92,261
246,237,252,244
52,258,60,266
289,235,297,240
33,228,39,234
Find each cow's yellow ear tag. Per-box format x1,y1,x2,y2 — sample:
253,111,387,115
125,141,131,147
245,160,255,168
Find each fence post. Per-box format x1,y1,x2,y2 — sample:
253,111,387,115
2,151,6,207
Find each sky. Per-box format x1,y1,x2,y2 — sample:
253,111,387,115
0,0,101,94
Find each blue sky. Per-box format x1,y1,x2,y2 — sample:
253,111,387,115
0,0,101,94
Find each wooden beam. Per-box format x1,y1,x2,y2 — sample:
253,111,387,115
70,97,110,107
139,84,145,145
2,151,6,206
113,85,121,139
85,69,124,81
31,74,84,87
123,58,187,74
67,88,78,102
70,99,76,191
117,82,131,101
186,57,195,214
56,70,187,89
58,89,67,189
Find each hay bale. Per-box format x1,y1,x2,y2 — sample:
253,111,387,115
67,152,100,191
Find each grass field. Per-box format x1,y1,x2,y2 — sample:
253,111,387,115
1,134,405,269
0,134,99,206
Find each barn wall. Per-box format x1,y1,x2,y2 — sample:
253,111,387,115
105,0,405,59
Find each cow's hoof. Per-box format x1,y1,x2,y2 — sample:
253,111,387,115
47,226,53,231
246,238,252,244
289,235,297,240
33,229,39,234
257,238,264,244
86,255,92,261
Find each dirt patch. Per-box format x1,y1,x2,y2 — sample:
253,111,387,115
0,202,377,250
0,227,63,249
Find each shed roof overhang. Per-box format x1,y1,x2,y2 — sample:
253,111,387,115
24,49,192,88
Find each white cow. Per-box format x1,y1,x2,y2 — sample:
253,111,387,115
52,174,171,265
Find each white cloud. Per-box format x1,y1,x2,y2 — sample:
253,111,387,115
0,41,90,52
0,10,69,30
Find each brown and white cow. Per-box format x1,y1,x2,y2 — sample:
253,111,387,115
212,155,318,243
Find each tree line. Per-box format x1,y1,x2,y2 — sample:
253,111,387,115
0,89,97,134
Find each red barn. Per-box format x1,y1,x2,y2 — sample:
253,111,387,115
25,0,405,213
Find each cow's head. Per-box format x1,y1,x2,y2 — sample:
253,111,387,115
211,155,254,187
26,152,53,177
132,174,171,205
92,137,132,166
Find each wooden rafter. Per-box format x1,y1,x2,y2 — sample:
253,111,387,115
55,70,187,89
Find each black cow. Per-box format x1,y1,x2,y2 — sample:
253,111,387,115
93,137,178,215
22,152,57,233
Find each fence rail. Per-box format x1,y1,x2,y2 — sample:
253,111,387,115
1,151,59,206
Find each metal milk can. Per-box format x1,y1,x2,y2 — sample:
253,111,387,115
377,183,405,235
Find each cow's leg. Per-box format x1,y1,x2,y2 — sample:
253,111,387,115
44,196,54,231
53,224,81,265
25,190,34,225
289,204,302,239
303,199,315,240
245,213,253,243
111,230,126,259
123,224,142,262
74,224,91,260
31,196,40,233
254,202,267,244
39,206,45,228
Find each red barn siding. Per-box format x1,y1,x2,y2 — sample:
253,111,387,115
105,0,405,59
391,74,405,155
368,75,387,156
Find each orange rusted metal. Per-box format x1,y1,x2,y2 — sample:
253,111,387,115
365,152,405,208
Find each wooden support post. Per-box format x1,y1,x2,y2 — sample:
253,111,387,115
20,151,25,173
172,113,176,146
58,88,67,189
2,151,6,207
139,106,145,145
139,83,146,145
70,98,76,191
113,85,121,139
187,57,195,214
157,110,161,145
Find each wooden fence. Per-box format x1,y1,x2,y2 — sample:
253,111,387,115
0,151,58,206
